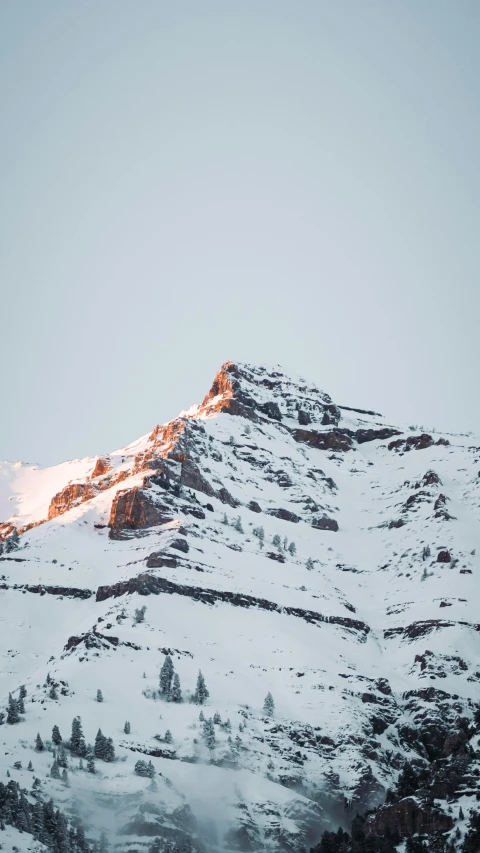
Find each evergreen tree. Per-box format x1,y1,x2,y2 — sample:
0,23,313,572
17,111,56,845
96,689,103,703
70,717,87,757
0,711,5,725
52,724,62,745
19,685,27,700
86,753,95,774
35,733,44,751
203,717,216,750
164,730,173,744
171,672,182,703
396,762,420,797
253,525,265,547
4,529,19,552
57,744,68,768
27,761,34,771
32,800,44,841
7,694,20,724
463,810,480,853
124,721,131,734
49,684,58,700
94,729,107,760
306,557,314,570
263,691,275,716
283,536,288,551
99,831,109,853
134,605,147,623
199,710,205,722
17,695,25,714
405,838,428,853
272,534,282,549
50,760,61,779
213,711,222,724
76,824,87,852
135,759,154,776
233,516,244,533
288,541,296,556
159,654,174,697
222,513,229,525
61,769,69,786
224,718,232,732
104,737,115,762
192,670,209,704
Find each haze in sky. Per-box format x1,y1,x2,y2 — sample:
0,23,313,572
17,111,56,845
1,1,479,465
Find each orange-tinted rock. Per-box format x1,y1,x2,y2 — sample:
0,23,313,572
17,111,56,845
109,487,172,531
90,456,112,479
48,483,97,520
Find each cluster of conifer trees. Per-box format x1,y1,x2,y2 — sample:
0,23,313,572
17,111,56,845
0,778,91,853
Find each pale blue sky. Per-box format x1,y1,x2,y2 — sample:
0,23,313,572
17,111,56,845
1,1,479,465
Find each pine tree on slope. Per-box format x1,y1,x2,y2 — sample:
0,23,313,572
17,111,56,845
159,654,174,697
192,670,209,705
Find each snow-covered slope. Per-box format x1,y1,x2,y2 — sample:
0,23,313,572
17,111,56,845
1,361,479,853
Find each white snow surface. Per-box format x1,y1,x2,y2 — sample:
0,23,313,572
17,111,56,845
0,361,479,852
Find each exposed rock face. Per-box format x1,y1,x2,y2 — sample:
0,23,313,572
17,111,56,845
437,549,451,563
266,507,301,523
48,483,97,519
90,456,112,479
170,538,189,553
312,515,339,532
109,488,172,531
366,798,453,836
423,469,442,486
354,427,401,444
180,458,216,497
292,429,353,453
388,434,450,452
145,553,178,569
95,573,370,639
199,361,342,426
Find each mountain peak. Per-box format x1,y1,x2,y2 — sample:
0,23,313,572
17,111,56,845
198,359,341,426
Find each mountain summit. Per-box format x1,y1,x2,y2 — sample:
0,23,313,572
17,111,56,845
0,362,479,853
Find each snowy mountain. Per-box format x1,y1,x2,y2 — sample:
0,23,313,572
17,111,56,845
1,361,479,853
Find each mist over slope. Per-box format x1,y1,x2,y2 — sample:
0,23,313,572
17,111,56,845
1,361,479,853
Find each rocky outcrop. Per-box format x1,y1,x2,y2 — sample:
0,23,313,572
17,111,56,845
145,553,178,568
354,427,401,444
48,483,97,519
95,573,370,639
312,515,339,532
109,488,172,532
7,583,93,599
292,428,353,452
388,434,451,452
266,507,301,523
199,361,341,426
170,538,189,553
90,456,112,479
180,458,216,497
437,549,451,563
47,470,129,520
366,798,453,837
423,469,442,486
